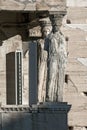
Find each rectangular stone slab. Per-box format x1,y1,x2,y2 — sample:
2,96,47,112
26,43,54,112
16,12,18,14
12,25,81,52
0,0,66,12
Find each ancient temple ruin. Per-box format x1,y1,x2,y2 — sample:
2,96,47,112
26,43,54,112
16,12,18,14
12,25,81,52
0,0,70,130
0,0,87,130
0,1,71,130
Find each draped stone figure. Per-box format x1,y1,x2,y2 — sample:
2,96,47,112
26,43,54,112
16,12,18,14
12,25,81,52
45,15,67,102
37,22,52,103
37,39,48,103
46,31,67,102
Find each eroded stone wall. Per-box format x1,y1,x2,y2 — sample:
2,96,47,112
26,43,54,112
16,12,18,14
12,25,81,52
62,0,87,129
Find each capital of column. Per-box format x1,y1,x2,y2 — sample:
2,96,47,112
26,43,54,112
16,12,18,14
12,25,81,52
49,13,64,33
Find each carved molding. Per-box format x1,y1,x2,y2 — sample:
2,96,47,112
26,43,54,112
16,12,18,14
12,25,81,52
0,106,30,112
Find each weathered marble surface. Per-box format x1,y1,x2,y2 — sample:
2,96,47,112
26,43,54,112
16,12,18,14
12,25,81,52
67,0,87,7
67,7,87,24
62,1,87,127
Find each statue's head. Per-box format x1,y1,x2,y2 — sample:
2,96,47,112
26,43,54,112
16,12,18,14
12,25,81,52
42,25,52,38
39,18,52,38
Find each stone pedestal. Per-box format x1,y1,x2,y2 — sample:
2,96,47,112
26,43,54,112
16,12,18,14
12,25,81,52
32,102,71,130
0,103,70,130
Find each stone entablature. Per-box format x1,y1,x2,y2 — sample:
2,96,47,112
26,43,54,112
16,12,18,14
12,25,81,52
0,0,66,12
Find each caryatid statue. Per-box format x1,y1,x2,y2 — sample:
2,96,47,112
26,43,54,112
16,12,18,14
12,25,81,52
37,18,52,103
38,14,67,103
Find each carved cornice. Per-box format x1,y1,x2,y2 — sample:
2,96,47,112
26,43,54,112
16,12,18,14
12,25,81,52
0,102,71,113
32,102,71,113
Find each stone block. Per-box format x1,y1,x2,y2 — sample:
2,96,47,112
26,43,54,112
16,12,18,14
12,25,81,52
66,58,87,72
24,3,36,10
32,102,71,130
67,0,87,7
36,0,66,12
67,8,87,24
3,35,22,53
0,0,25,10
68,110,87,126
64,92,87,106
2,113,32,130
62,25,87,42
29,26,41,37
